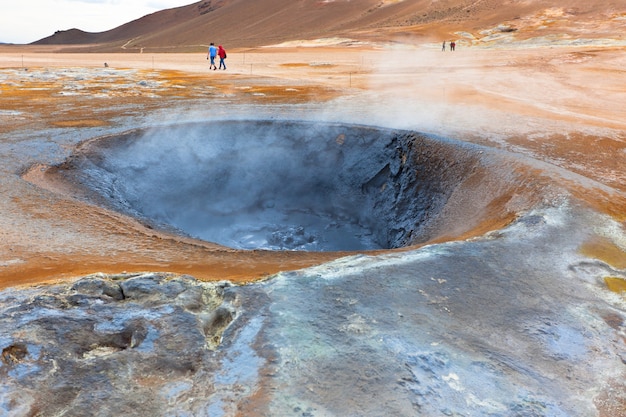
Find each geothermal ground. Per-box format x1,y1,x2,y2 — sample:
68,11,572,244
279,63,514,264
0,40,625,416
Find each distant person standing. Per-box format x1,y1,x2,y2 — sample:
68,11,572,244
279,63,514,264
207,43,217,70
450,41,456,51
442,41,446,51
218,45,227,70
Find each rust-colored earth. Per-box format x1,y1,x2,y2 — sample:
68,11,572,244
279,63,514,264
1,38,625,293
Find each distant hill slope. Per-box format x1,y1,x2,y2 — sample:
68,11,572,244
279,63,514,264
32,0,626,52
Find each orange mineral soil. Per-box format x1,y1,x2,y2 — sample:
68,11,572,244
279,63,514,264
0,39,625,291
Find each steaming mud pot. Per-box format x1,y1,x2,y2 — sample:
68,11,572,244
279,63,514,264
41,120,540,251
5,120,626,416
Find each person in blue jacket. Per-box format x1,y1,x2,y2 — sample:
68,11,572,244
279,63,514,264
207,43,217,70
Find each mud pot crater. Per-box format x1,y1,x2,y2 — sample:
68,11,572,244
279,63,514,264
41,120,538,251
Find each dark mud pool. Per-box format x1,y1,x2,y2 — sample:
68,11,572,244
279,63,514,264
49,120,534,251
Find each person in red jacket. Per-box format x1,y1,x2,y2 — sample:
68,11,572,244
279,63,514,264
218,45,227,70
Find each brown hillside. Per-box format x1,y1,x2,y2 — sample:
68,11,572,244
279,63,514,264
32,0,626,52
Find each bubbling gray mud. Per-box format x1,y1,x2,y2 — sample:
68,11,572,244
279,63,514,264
58,120,491,251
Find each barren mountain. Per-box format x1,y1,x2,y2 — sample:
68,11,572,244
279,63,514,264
33,0,626,52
